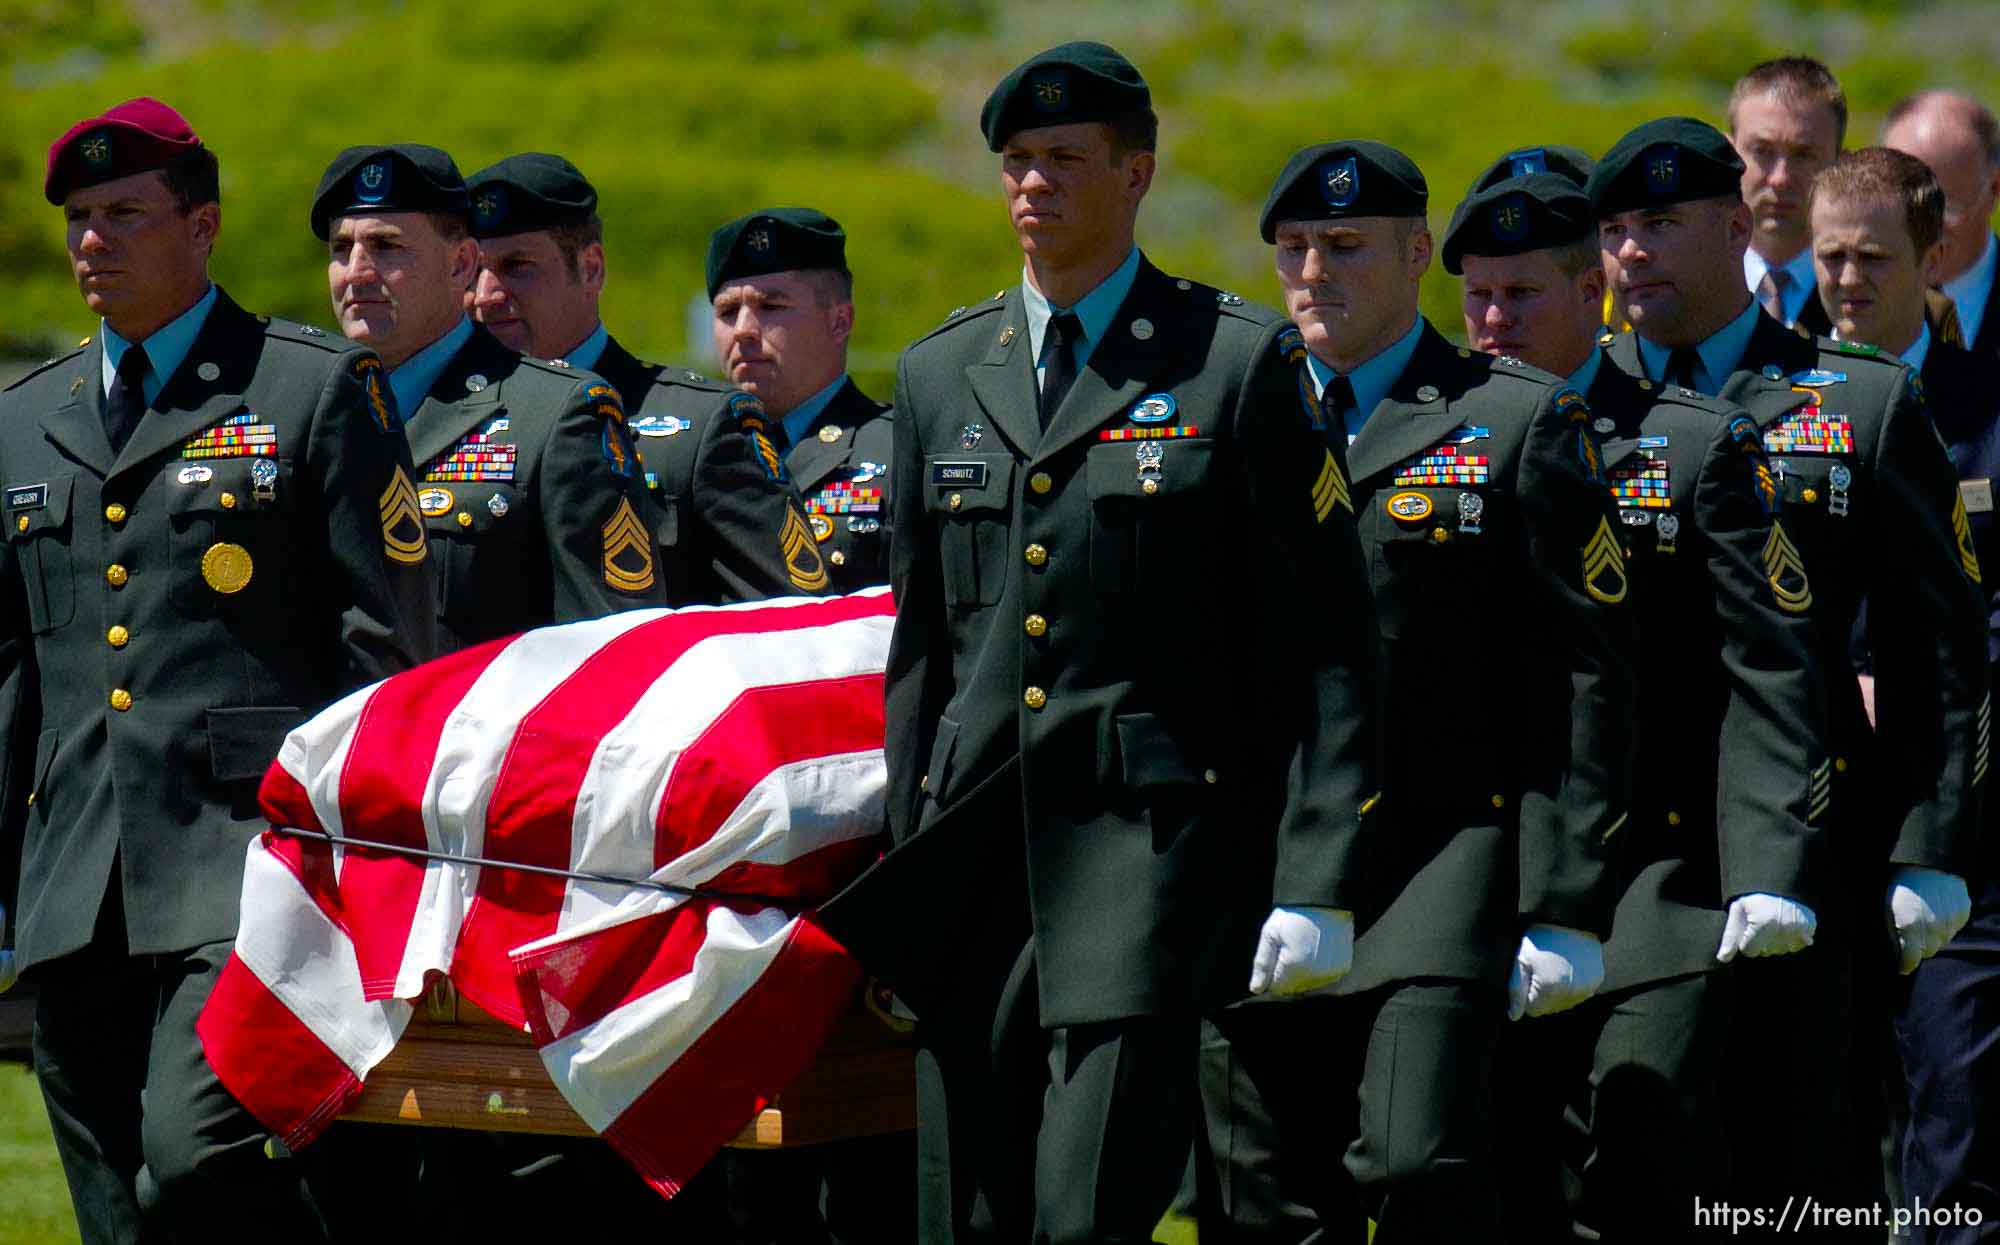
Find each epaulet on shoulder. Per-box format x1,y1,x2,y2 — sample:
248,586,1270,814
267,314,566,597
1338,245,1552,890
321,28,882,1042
518,354,584,380
3,342,88,393
650,366,729,395
913,292,1007,346
1656,385,1735,416
256,316,348,354
1484,351,1565,389
1819,336,1901,369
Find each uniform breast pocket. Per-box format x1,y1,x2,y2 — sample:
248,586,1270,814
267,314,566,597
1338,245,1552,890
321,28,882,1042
1368,487,1498,641
5,474,75,634
1085,439,1219,594
418,482,517,617
924,455,1014,607
165,458,293,614
1774,456,1856,556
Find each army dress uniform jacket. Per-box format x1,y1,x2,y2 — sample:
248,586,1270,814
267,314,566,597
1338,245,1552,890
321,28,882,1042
1609,314,1989,882
0,290,433,970
404,325,664,651
588,336,827,604
1340,324,1637,995
846,259,1383,1027
783,379,894,592
1584,361,1832,990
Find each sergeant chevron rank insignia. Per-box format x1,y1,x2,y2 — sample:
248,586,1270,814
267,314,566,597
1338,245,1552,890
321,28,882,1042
1312,449,1352,521
378,467,427,566
601,497,656,593
1582,515,1629,604
780,505,830,592
1955,494,1982,583
1763,521,1813,613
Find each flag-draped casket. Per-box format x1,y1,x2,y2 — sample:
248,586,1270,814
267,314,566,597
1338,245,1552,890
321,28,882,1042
197,589,895,1198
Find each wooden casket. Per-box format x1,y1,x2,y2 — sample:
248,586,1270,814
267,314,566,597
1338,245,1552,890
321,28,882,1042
341,978,916,1149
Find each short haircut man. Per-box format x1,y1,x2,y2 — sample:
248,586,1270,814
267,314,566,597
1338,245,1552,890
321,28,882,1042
1730,56,1846,332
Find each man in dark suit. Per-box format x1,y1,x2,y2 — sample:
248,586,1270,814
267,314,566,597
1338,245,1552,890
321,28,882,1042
313,144,668,648
708,208,895,595
1884,91,2000,364
0,98,433,1244
1810,145,2000,1244
1444,158,1831,1240
819,42,1384,1244
1200,141,1637,1244
1728,57,1847,338
463,155,826,604
1594,117,1988,1235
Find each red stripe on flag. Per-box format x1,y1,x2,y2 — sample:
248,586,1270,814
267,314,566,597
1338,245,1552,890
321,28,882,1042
258,759,325,837
337,635,516,999
656,673,886,871
261,829,350,942
196,952,363,1151
599,917,863,1200
513,900,723,1045
698,834,885,905
454,595,891,1025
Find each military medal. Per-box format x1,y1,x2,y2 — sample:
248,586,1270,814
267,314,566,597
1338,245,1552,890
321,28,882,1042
251,456,278,503
847,516,881,533
1135,442,1165,494
852,461,886,483
1828,463,1852,518
1130,318,1154,340
487,492,509,518
959,423,984,449
1657,513,1680,554
1457,491,1484,535
1131,394,1176,424
201,542,254,593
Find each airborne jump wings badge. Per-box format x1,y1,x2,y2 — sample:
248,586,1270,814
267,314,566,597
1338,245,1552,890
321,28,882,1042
601,498,656,593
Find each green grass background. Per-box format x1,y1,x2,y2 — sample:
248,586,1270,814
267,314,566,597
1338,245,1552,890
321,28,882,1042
4,0,2000,1238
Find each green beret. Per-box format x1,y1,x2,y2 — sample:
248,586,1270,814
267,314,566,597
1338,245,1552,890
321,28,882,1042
1442,173,1594,275
980,41,1151,151
706,207,848,300
465,153,597,240
311,143,468,241
1259,141,1428,243
1468,145,1595,193
1586,117,1745,218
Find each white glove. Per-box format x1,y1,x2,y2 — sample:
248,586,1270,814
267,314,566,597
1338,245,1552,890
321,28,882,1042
1508,924,1604,1020
1715,892,1817,963
0,903,14,995
1888,867,1972,975
1248,905,1354,997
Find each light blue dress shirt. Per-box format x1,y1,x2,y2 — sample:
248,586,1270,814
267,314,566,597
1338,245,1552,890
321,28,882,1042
1023,246,1142,391
1635,296,1760,395
389,316,475,420
781,374,850,449
1943,231,1998,347
562,322,610,373
1565,347,1604,396
101,282,218,405
1306,315,1425,440
1743,245,1819,327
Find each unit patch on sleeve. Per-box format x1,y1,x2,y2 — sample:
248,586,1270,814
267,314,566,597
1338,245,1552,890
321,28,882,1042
601,497,656,593
353,356,395,431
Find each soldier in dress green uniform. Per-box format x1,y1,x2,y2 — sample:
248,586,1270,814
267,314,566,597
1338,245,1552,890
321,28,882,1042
313,143,668,650
1198,141,1637,1244
1591,116,1988,1234
708,208,895,595
818,43,1384,1244
1442,157,1832,1239
0,98,433,1245
464,155,827,603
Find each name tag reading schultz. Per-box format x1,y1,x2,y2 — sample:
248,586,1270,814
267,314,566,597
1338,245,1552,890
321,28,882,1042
930,461,989,488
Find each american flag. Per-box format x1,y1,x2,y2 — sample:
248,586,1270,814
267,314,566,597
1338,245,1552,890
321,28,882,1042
196,589,894,1198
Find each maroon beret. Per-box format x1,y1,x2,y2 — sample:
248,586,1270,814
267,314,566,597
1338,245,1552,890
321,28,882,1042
44,97,204,205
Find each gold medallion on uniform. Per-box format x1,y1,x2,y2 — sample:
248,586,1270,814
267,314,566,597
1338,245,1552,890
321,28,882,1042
202,542,254,593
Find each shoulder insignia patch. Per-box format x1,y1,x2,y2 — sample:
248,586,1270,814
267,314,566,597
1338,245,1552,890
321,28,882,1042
353,355,395,431
601,497,656,593
1581,515,1629,604
378,467,428,566
1763,520,1813,612
1578,426,1605,483
1312,449,1352,521
1217,290,1245,306
780,503,830,592
1955,493,1983,584
1554,387,1590,423
1275,326,1327,430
